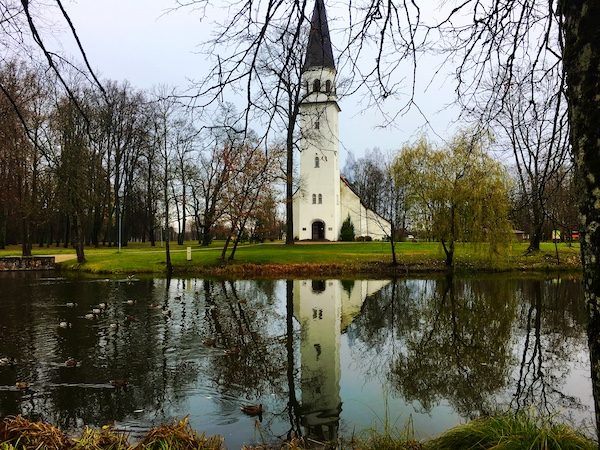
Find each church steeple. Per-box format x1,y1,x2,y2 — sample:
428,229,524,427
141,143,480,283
303,0,336,72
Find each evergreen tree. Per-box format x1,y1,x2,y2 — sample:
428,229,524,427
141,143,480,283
339,215,355,241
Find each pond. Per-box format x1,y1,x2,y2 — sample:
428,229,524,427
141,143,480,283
0,273,594,447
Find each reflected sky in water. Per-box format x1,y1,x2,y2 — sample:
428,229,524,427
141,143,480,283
0,272,593,447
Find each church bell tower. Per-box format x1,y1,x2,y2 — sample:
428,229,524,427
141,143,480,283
293,0,341,241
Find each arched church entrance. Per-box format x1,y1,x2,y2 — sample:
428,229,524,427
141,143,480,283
311,220,325,240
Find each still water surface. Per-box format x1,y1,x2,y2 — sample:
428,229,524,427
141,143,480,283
0,273,594,447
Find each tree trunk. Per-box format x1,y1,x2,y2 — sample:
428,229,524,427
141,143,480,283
389,222,398,265
201,210,214,247
21,218,31,257
285,124,294,245
180,179,186,245
442,204,456,267
0,209,6,249
441,238,454,267
163,157,172,275
73,213,85,263
527,201,544,252
562,0,600,434
63,215,70,249
221,234,233,261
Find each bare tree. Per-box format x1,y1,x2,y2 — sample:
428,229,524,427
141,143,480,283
171,118,197,245
487,72,570,253
189,105,243,247
151,89,181,274
0,0,106,131
221,137,283,261
178,0,314,245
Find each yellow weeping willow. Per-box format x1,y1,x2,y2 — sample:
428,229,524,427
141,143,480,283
394,131,513,267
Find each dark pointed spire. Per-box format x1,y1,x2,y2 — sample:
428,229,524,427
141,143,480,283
303,0,335,72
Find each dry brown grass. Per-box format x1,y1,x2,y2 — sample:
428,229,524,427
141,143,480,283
0,416,223,450
73,425,130,449
0,415,74,449
134,417,223,449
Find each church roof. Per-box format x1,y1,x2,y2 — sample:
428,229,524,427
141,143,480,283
303,0,336,72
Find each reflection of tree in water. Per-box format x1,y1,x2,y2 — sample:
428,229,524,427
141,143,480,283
389,276,517,417
199,279,296,443
0,277,294,433
349,275,588,422
0,278,207,428
200,280,288,400
511,276,587,419
349,276,514,417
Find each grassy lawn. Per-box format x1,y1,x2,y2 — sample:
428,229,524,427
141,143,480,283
0,240,582,275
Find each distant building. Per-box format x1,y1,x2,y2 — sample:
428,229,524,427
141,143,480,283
292,0,391,241
513,230,527,241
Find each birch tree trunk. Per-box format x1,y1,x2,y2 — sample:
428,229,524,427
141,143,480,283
562,0,600,432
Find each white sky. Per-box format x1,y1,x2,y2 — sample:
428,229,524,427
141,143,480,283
52,0,462,165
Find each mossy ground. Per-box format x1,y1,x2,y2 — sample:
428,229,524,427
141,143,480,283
0,241,581,277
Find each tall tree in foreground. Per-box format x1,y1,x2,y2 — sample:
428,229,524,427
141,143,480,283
561,0,600,432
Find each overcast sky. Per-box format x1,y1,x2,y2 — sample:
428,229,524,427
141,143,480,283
53,0,461,165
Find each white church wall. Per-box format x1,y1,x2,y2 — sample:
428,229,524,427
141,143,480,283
340,180,362,237
340,180,391,240
365,206,391,240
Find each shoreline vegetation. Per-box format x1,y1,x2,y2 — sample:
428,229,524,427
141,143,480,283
0,241,582,277
0,413,595,449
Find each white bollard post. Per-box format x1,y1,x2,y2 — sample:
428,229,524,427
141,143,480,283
186,247,192,261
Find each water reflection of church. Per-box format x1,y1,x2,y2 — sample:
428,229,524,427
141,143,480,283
294,279,390,442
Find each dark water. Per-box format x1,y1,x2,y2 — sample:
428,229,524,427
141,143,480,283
0,273,594,447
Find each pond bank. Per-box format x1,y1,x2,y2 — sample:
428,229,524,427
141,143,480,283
1,413,595,449
1,241,582,277
151,259,582,279
58,249,582,278
0,256,56,271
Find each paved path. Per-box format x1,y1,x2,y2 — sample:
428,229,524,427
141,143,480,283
51,254,78,263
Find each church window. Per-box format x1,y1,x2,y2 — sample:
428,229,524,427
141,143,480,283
313,79,320,92
312,194,316,204
312,280,326,292
318,194,322,204
314,156,320,168
325,80,332,93
305,80,309,93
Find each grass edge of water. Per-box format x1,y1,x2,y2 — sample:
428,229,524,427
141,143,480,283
1,412,596,449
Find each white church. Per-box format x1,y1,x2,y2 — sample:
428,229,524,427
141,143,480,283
292,0,391,241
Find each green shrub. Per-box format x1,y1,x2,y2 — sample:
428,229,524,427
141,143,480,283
339,215,355,241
